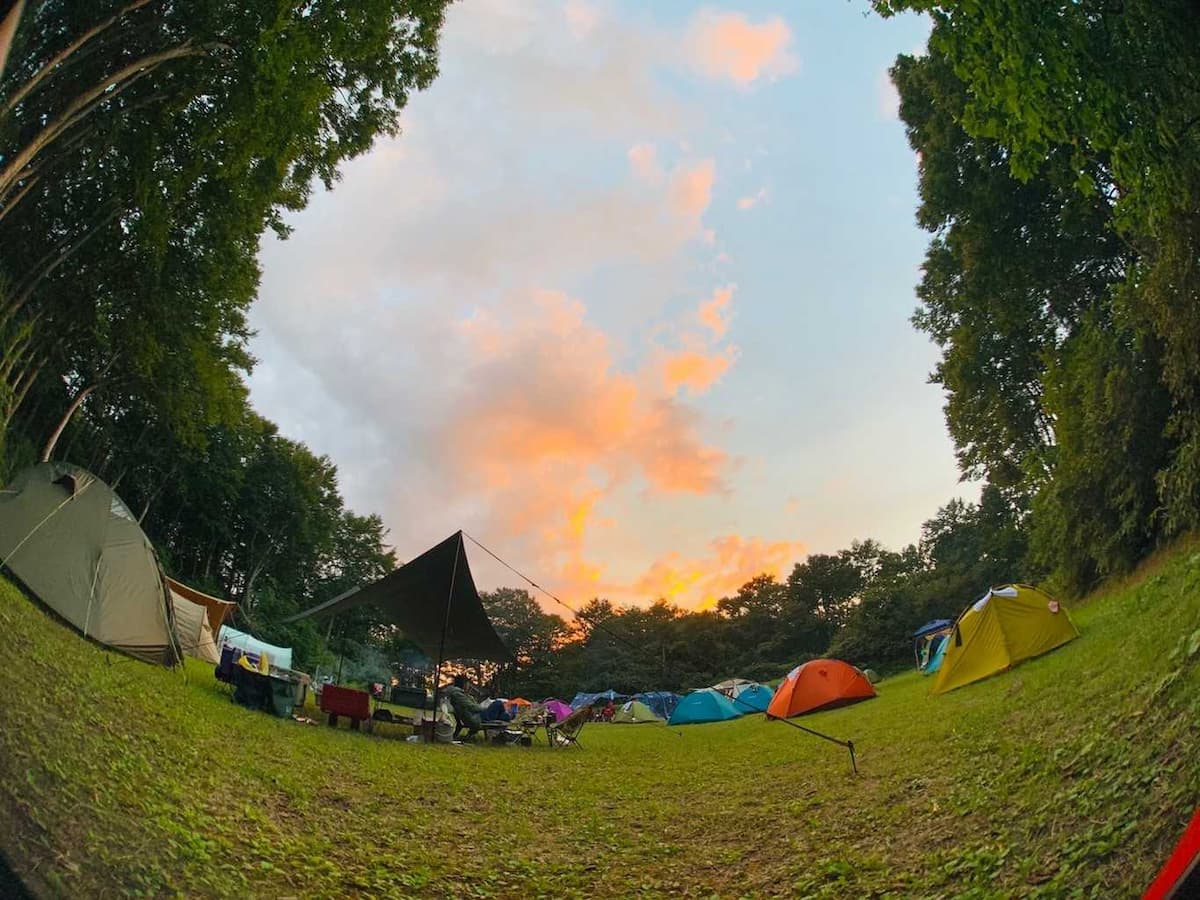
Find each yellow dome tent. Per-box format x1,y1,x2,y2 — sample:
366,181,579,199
932,584,1078,695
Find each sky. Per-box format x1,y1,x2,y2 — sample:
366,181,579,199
248,0,970,613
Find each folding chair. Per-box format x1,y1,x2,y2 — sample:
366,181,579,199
547,704,591,748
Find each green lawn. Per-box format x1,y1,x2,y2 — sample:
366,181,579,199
2,543,1199,898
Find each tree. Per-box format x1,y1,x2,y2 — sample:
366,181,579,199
880,0,1200,543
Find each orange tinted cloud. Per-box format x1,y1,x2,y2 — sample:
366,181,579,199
737,187,767,210
659,346,737,395
630,535,807,609
443,290,731,585
697,284,734,337
628,143,661,183
669,158,715,220
685,11,798,86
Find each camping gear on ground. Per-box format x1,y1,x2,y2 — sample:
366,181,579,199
543,699,573,722
507,696,533,716
767,659,876,718
634,691,681,720
862,669,881,684
320,684,371,730
281,532,513,723
508,703,547,745
217,644,310,709
932,584,1079,695
914,619,953,672
548,704,591,748
217,625,294,671
728,682,774,713
0,462,179,665
170,593,222,664
231,663,303,718
611,699,663,724
1144,809,1200,899
668,688,741,725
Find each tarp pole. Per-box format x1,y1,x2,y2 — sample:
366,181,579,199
429,531,462,741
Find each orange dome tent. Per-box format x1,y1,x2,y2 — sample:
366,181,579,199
767,659,876,718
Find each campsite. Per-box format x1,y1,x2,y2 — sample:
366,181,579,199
2,543,1199,897
2,1,1200,898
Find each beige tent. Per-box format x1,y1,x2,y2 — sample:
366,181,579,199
165,576,235,638
170,591,221,664
0,463,178,665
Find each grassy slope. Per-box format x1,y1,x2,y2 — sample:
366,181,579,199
2,544,1199,899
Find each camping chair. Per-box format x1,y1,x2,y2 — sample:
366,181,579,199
547,704,591,749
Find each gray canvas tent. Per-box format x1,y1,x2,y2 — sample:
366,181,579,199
0,462,179,665
282,531,513,664
283,532,512,714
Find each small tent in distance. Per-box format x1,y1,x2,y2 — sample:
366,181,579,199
914,619,953,672
668,689,741,725
932,584,1078,695
767,659,875,718
633,691,680,720
612,700,663,724
728,682,774,713
0,463,178,665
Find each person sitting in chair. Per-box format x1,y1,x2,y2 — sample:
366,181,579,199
445,674,483,742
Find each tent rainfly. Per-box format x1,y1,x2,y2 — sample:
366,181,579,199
282,531,512,663
166,576,235,638
282,532,512,714
217,625,294,671
612,699,663,724
171,593,221,664
932,584,1078,695
668,689,741,725
0,462,179,665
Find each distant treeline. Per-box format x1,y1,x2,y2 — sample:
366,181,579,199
2,3,1197,687
482,484,1028,699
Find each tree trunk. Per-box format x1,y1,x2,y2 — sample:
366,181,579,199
41,381,98,462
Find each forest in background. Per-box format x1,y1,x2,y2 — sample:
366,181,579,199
0,2,1196,698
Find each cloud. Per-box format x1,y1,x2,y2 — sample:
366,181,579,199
877,67,900,120
697,284,735,337
684,10,799,86
563,0,599,39
248,0,808,612
736,187,768,210
669,158,716,220
631,535,807,609
628,142,662,183
659,345,738,395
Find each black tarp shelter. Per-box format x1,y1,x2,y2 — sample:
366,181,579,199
282,531,512,677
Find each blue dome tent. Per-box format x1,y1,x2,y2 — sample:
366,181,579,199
668,689,741,725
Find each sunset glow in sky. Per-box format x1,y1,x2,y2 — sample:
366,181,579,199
248,1,967,612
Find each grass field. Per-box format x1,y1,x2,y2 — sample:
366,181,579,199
2,543,1200,898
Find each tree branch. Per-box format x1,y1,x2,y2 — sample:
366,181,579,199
5,0,158,113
